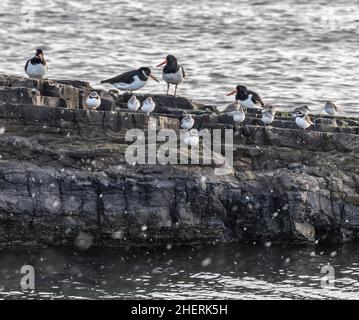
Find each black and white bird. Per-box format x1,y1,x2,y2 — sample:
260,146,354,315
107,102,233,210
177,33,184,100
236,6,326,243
295,114,314,130
184,129,200,147
25,48,48,78
293,105,311,117
227,85,264,110
141,97,156,115
181,112,195,129
156,55,185,96
324,101,339,116
261,104,276,126
127,95,141,111
101,67,159,93
85,92,101,110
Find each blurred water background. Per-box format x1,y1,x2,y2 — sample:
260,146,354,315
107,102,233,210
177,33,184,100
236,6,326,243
0,0,358,114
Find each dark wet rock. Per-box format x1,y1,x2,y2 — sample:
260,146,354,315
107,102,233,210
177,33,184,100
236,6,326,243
0,74,358,247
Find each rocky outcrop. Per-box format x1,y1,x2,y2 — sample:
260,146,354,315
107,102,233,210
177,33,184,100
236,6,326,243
0,74,358,247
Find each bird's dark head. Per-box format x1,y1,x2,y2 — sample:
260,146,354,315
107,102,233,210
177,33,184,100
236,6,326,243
139,67,159,83
36,48,44,58
156,54,177,67
227,85,248,96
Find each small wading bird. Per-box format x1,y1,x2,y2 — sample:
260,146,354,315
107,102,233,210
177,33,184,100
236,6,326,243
295,113,314,130
181,112,195,129
127,95,141,111
293,105,311,117
324,101,339,116
220,100,246,125
141,97,156,115
261,104,276,126
101,67,159,93
156,55,185,96
184,129,200,147
85,92,101,110
227,85,265,110
25,48,48,78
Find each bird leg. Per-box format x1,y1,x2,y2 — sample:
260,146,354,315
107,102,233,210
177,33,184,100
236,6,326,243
166,84,170,95
174,85,178,97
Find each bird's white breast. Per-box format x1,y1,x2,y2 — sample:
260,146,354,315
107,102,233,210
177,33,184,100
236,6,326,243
262,113,274,124
141,101,155,114
26,62,47,78
240,95,257,109
113,76,147,91
181,118,194,129
233,111,245,123
127,100,140,111
162,67,184,85
325,106,336,116
184,135,199,147
85,97,101,110
295,117,311,129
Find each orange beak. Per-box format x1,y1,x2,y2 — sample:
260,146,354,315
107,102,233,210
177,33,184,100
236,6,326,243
226,89,237,96
149,74,160,83
156,59,167,67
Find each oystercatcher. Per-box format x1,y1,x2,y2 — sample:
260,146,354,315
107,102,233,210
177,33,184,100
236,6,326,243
156,55,185,96
85,92,101,110
141,97,156,115
25,48,48,78
101,67,159,93
227,85,264,109
324,101,339,116
127,95,141,111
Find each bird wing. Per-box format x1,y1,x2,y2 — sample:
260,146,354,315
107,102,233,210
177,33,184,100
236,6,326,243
249,90,264,107
24,59,30,72
101,69,137,84
180,66,186,78
330,102,340,111
223,102,239,113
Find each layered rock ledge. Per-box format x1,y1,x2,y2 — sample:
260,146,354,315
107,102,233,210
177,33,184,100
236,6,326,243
0,74,358,247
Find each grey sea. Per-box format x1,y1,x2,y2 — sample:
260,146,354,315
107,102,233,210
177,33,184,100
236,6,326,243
0,0,358,300
0,244,359,299
0,0,358,115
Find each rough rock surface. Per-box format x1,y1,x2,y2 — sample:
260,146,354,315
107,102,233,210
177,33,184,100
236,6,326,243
0,74,358,247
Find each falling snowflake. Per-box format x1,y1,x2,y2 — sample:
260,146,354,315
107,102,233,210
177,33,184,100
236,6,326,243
201,257,212,267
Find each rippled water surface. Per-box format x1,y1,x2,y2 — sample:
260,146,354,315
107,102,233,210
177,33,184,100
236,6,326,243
0,244,359,299
0,0,358,115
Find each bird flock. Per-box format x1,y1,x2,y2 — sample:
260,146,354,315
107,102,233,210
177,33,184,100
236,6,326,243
24,48,341,147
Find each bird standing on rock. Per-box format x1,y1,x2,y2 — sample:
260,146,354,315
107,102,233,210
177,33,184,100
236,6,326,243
127,94,140,111
101,67,159,93
181,112,195,129
261,104,276,126
324,101,339,116
295,114,314,130
156,55,185,96
25,48,48,78
227,85,264,110
184,129,200,147
85,92,101,110
141,97,156,115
